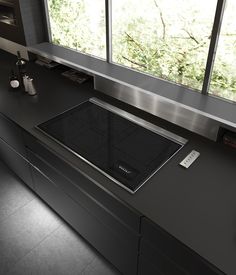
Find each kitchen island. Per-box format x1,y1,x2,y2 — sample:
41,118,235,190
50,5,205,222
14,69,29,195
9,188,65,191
0,49,235,275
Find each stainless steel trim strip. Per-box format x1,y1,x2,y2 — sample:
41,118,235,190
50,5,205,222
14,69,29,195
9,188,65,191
94,76,228,141
89,97,188,145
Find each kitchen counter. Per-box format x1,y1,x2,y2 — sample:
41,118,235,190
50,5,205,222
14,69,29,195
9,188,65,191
1,49,236,275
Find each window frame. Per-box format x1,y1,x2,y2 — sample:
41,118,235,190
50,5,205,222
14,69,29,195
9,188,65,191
43,0,235,103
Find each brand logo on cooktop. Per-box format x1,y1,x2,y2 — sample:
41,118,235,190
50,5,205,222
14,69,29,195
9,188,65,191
118,165,132,174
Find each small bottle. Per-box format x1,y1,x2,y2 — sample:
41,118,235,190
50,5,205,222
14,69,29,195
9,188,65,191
16,51,26,90
9,69,20,90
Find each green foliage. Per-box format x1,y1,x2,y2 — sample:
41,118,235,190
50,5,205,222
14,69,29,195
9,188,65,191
48,0,106,58
112,1,210,92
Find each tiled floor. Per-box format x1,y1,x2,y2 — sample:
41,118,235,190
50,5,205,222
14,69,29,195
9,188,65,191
0,160,120,275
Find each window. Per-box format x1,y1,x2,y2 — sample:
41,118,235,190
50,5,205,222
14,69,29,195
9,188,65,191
47,0,106,59
112,0,217,91
210,0,236,102
46,0,236,103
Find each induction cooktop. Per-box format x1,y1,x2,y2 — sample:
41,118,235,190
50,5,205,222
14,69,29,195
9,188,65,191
36,98,187,193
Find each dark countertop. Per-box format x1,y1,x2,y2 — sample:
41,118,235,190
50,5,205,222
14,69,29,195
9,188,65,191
1,49,236,275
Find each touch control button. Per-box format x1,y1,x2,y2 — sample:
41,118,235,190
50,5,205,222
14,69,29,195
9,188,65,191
179,150,200,168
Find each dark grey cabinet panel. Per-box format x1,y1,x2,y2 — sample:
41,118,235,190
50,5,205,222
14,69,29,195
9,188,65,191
0,137,33,189
0,0,26,44
30,162,138,275
0,0,47,45
24,133,141,274
24,132,141,232
18,0,47,46
140,239,188,275
141,217,224,275
0,113,33,189
138,255,163,275
0,113,27,157
26,147,140,251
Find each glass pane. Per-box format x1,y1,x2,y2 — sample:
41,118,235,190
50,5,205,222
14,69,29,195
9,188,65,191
47,0,106,59
210,0,236,102
112,0,217,91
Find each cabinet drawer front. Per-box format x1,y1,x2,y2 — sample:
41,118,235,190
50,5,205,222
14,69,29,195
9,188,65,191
24,132,141,232
0,113,26,157
31,166,137,275
140,239,188,275
138,255,164,275
141,218,223,275
0,137,34,189
26,147,140,250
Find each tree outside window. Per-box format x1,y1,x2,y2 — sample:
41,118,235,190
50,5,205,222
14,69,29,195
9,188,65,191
47,0,236,102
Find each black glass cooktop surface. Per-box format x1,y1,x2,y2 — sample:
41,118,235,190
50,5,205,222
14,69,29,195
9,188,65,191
36,98,187,193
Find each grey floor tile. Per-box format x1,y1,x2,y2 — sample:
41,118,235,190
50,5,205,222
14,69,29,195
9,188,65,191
8,224,96,275
81,256,120,275
0,162,121,275
0,197,61,274
0,162,34,222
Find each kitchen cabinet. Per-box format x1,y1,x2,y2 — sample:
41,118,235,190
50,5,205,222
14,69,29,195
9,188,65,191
140,217,224,275
25,134,141,275
0,115,226,275
0,0,25,44
0,0,47,45
0,137,33,188
0,112,26,156
0,113,33,189
138,255,164,275
24,132,141,232
138,239,188,275
0,48,232,275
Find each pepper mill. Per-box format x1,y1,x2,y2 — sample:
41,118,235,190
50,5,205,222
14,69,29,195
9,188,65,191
27,78,37,96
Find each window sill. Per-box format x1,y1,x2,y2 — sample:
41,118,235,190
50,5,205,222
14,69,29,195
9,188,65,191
27,42,236,140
